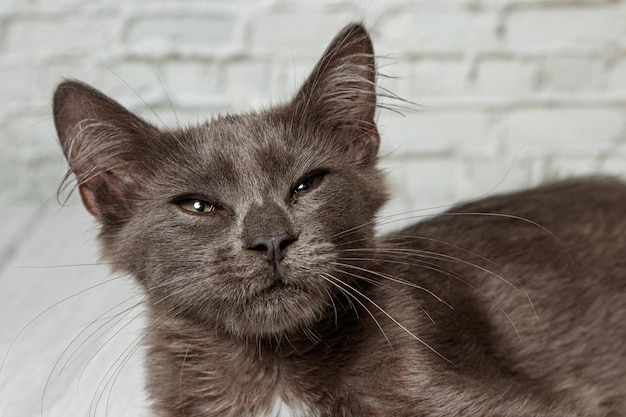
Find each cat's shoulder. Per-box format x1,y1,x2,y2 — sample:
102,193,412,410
443,177,624,217
387,177,626,242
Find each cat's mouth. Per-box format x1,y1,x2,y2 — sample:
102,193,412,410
218,270,330,338
260,280,288,295
254,278,304,303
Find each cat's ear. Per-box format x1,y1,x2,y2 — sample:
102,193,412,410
293,23,379,164
53,80,159,223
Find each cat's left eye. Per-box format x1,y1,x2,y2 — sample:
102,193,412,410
177,199,217,214
292,170,327,197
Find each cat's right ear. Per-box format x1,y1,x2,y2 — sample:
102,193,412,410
53,80,159,223
293,23,379,165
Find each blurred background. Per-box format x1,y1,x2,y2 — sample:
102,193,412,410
1,0,625,416
2,0,626,209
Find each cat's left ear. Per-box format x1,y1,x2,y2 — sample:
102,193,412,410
293,23,379,165
53,80,159,224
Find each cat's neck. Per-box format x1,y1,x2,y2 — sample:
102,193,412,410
144,303,365,416
146,299,363,358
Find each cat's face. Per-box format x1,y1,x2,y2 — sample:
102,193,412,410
53,24,387,338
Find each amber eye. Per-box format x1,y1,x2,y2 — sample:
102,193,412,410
178,199,216,214
293,170,327,196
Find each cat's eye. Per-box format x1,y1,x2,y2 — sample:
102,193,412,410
292,170,327,198
178,199,217,214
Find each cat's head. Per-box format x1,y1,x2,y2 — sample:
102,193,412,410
53,23,388,339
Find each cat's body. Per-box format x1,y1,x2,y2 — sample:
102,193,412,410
144,179,626,417
53,24,626,416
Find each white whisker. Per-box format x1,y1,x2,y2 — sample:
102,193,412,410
331,260,453,309
321,273,391,346
324,272,452,364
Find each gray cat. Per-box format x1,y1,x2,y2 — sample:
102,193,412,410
53,23,626,417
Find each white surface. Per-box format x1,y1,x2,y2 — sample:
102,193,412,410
0,205,150,417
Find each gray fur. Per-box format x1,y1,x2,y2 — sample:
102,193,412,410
53,23,626,416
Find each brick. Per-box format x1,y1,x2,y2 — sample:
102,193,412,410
540,57,605,93
159,60,222,106
0,64,42,105
222,58,273,108
1,0,626,205
473,58,537,96
379,110,493,156
460,156,543,198
543,156,603,180
607,58,626,92
600,154,626,178
126,15,238,52
248,12,350,56
376,59,414,99
377,9,498,52
506,6,622,46
407,59,469,96
0,0,20,15
502,107,624,152
81,62,163,112
0,112,57,155
0,205,38,267
379,157,462,222
4,15,122,56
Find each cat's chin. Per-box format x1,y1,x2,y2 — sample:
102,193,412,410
220,284,330,339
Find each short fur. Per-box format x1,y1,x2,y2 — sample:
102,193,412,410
53,24,626,416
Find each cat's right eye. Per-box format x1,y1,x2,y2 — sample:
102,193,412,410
177,199,217,214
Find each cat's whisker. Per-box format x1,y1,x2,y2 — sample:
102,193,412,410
446,212,577,275
335,253,542,325
335,254,471,287
501,310,524,344
0,273,128,376
179,344,192,417
73,299,146,383
91,302,185,417
323,285,340,326
339,233,505,272
519,285,540,324
57,294,145,376
81,308,146,395
330,208,443,241
330,261,453,309
99,61,171,130
91,328,145,417
11,261,116,269
301,326,322,346
338,247,519,291
324,273,452,364
334,209,571,266
77,288,185,416
320,273,391,347
147,61,181,130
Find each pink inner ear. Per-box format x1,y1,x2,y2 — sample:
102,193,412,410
79,184,102,219
77,167,138,223
346,124,380,165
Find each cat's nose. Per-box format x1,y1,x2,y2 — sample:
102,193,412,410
248,233,297,264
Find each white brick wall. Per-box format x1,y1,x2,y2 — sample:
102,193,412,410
1,0,625,222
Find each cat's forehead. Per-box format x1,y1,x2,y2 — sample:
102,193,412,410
191,114,297,173
160,113,326,202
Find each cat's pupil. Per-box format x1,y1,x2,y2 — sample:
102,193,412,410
296,182,310,193
294,172,326,195
178,198,215,214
